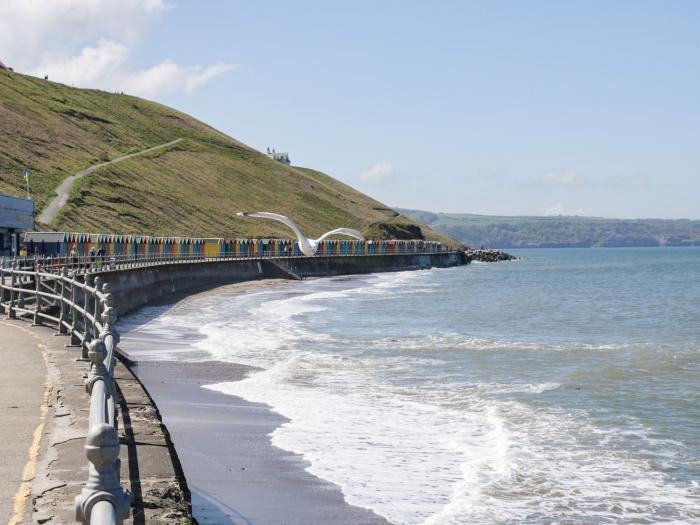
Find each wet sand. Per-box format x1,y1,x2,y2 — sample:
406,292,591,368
123,280,390,525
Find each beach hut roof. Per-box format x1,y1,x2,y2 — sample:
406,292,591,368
24,231,69,243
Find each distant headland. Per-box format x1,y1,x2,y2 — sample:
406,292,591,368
400,208,700,249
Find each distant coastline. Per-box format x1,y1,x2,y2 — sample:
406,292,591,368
399,208,700,249
498,243,700,249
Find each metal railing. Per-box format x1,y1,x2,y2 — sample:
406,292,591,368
0,246,453,524
10,245,448,275
0,258,131,525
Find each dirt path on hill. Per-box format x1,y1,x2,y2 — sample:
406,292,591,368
38,138,183,224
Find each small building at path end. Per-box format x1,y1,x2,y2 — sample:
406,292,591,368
0,194,34,256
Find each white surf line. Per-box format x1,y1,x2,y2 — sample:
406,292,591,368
38,138,183,224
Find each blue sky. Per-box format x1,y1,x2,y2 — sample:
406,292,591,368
2,1,698,219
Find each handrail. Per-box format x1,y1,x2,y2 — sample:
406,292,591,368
0,247,457,524
0,258,131,525
25,244,450,274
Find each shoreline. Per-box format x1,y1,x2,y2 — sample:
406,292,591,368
121,279,391,525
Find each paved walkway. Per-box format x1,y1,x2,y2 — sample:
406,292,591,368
0,318,192,524
0,321,48,525
38,138,183,224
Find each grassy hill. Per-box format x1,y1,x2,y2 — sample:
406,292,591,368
399,208,700,248
0,70,456,246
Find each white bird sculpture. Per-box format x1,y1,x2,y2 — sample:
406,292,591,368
237,211,366,256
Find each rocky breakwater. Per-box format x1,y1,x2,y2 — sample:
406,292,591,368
464,248,519,262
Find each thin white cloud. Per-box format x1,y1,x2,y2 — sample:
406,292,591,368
0,0,234,98
126,60,236,97
359,162,396,184
542,171,579,187
0,0,170,64
542,204,587,216
31,39,129,86
29,39,236,98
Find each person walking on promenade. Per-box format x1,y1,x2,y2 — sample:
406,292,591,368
69,246,79,269
89,246,97,268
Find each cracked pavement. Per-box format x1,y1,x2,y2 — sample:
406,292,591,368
0,319,193,524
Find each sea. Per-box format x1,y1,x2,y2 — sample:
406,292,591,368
120,248,700,524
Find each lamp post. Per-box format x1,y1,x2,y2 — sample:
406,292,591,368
22,167,30,199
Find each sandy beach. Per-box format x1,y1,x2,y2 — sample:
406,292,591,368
121,280,390,525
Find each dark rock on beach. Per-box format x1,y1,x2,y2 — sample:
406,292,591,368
464,248,519,262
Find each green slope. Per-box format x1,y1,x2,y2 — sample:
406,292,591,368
399,208,700,248
0,70,456,246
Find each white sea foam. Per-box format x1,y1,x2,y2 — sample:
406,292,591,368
363,333,640,354
480,382,562,395
206,362,507,524
124,268,700,524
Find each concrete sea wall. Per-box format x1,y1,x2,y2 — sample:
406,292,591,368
282,252,465,278
98,252,466,316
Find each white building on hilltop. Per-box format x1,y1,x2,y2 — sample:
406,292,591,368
266,147,290,165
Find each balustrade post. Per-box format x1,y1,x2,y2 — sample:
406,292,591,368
67,272,81,347
74,422,131,525
82,275,92,354
17,259,26,310
32,263,42,326
100,290,119,347
0,257,4,309
100,288,120,433
56,267,69,335
85,339,113,396
93,276,102,335
8,259,16,319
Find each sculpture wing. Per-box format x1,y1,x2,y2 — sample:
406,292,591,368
314,228,366,243
237,212,306,242
237,213,366,256
237,211,314,256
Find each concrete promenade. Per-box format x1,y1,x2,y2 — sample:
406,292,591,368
0,319,193,524
0,321,48,525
